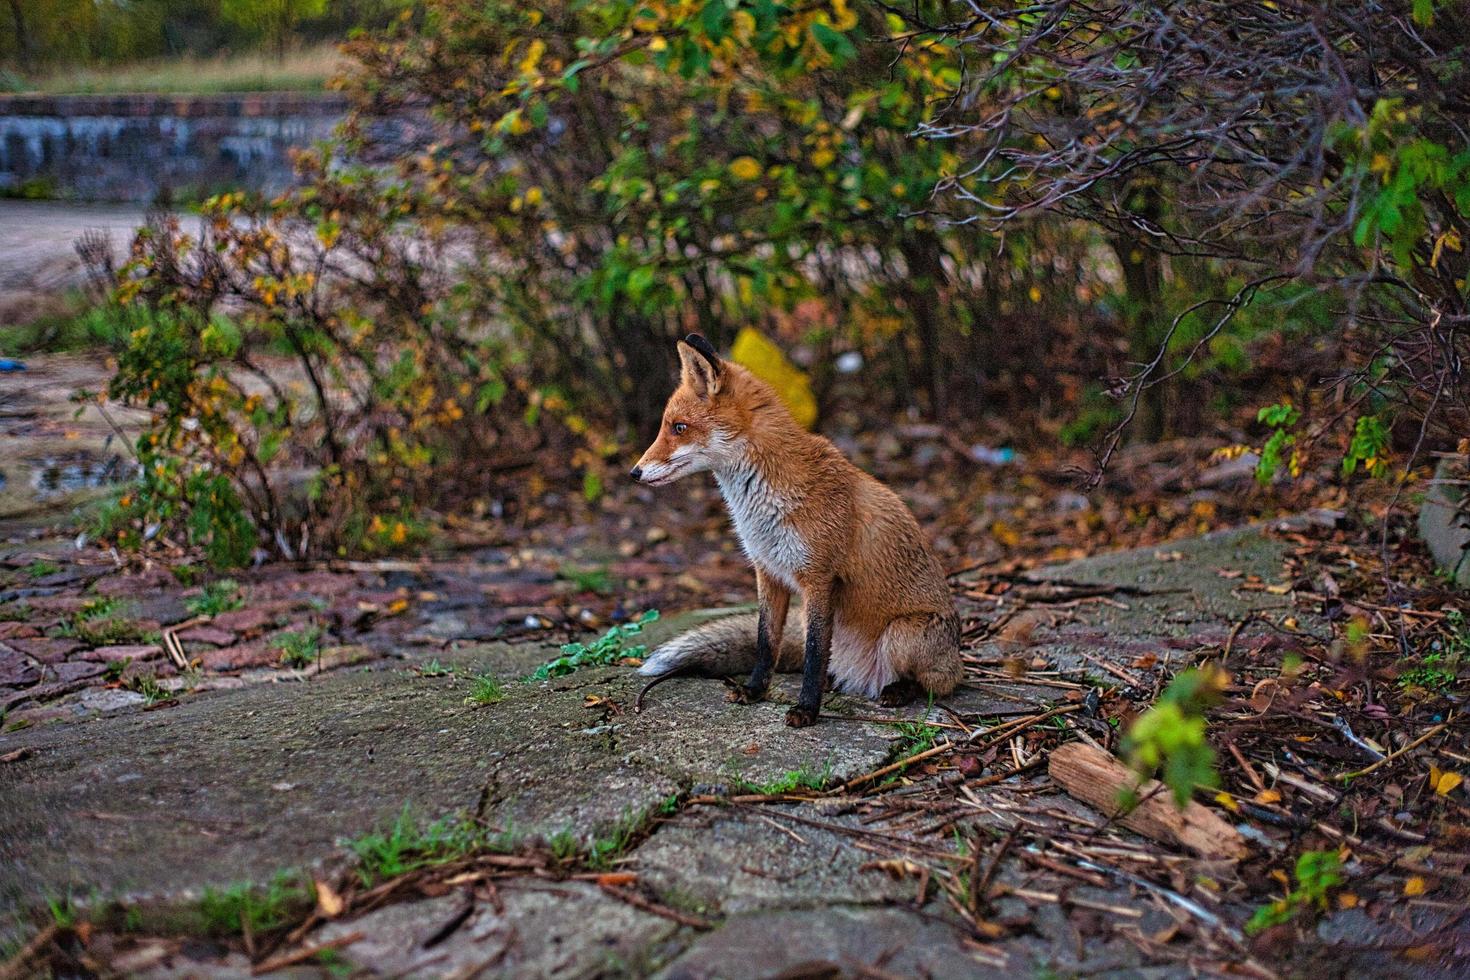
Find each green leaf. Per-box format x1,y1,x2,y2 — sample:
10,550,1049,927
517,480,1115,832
811,22,857,65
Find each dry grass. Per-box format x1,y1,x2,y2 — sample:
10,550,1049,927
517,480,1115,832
14,45,349,96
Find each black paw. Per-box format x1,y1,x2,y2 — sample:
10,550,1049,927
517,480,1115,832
878,677,924,708
785,703,819,728
724,682,767,704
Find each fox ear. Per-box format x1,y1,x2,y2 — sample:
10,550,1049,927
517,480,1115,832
677,334,722,399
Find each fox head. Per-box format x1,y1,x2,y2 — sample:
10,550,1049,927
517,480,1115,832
631,334,753,485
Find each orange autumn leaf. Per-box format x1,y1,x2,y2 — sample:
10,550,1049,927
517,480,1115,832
1404,876,1427,897
596,872,638,887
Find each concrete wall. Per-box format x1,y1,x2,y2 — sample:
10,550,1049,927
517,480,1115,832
0,93,349,202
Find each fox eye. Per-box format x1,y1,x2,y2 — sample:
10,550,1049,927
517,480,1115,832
671,422,688,435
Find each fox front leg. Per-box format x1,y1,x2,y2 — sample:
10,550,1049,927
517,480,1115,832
786,582,833,728
728,568,789,704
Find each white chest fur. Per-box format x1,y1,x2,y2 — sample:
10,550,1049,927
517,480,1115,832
714,459,809,590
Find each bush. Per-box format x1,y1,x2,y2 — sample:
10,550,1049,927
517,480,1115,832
115,0,1077,561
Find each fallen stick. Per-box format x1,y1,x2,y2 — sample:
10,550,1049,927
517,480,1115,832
1335,719,1453,781
599,885,712,930
0,924,58,980
1047,742,1248,861
250,932,363,975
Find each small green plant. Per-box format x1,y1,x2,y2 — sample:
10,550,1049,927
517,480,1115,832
103,658,132,683
559,564,614,594
198,872,310,936
1121,665,1227,806
171,564,203,587
125,673,171,706
349,807,512,886
314,948,353,978
1341,414,1391,479
547,828,581,862
26,560,62,579
0,602,32,622
586,809,649,870
76,596,120,620
527,609,659,681
1399,652,1458,691
47,895,77,930
53,597,157,646
417,659,453,677
1398,610,1466,691
891,703,942,755
463,673,505,706
1254,402,1301,484
186,579,244,617
274,626,323,668
732,761,832,796
1246,849,1344,934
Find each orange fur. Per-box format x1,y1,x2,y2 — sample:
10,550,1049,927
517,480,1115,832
633,336,962,725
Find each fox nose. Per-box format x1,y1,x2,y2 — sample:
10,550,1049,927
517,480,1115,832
629,466,643,481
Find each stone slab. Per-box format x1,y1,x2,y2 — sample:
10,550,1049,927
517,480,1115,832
0,614,896,925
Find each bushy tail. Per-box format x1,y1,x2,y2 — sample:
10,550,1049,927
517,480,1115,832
637,612,801,678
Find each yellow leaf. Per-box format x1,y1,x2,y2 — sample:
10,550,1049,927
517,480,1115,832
729,327,818,429
1429,765,1463,796
1254,788,1282,805
1337,892,1359,909
990,520,1022,549
1213,791,1239,813
314,879,345,918
1404,876,1427,896
728,156,763,181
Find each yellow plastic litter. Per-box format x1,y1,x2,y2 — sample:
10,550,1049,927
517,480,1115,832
730,327,817,429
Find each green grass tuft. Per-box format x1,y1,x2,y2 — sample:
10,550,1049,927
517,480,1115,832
348,807,515,886
273,626,323,669
186,579,244,617
463,673,505,706
732,761,832,796
198,872,311,937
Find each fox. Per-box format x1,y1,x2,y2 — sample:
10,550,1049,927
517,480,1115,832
630,333,963,727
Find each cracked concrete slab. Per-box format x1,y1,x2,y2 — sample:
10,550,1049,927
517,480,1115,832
2,524,1316,975
0,612,898,927
314,883,680,979
632,806,914,918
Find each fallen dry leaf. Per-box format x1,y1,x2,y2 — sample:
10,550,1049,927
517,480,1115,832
1429,765,1463,797
315,879,345,919
1404,876,1427,897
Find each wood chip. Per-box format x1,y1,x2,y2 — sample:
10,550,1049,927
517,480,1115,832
1047,741,1249,861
